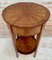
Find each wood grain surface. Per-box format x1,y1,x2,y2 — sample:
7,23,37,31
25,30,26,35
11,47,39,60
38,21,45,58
16,36,36,54
2,2,50,28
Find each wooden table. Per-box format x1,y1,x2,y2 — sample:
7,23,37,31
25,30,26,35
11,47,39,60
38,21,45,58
2,2,50,57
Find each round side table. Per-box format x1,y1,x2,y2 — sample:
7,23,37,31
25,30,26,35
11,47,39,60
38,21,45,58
2,2,50,57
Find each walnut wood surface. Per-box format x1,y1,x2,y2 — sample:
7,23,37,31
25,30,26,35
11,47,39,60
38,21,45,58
2,2,50,28
16,36,36,54
12,26,41,36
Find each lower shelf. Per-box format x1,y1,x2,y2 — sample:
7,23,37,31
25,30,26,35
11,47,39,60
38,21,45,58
16,36,37,54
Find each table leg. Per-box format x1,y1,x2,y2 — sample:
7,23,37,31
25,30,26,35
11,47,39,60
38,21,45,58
34,25,44,57
7,25,18,57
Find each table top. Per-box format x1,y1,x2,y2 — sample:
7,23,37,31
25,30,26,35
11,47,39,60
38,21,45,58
2,2,50,28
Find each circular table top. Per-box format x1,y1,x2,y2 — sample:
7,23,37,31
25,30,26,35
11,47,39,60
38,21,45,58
2,2,50,28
